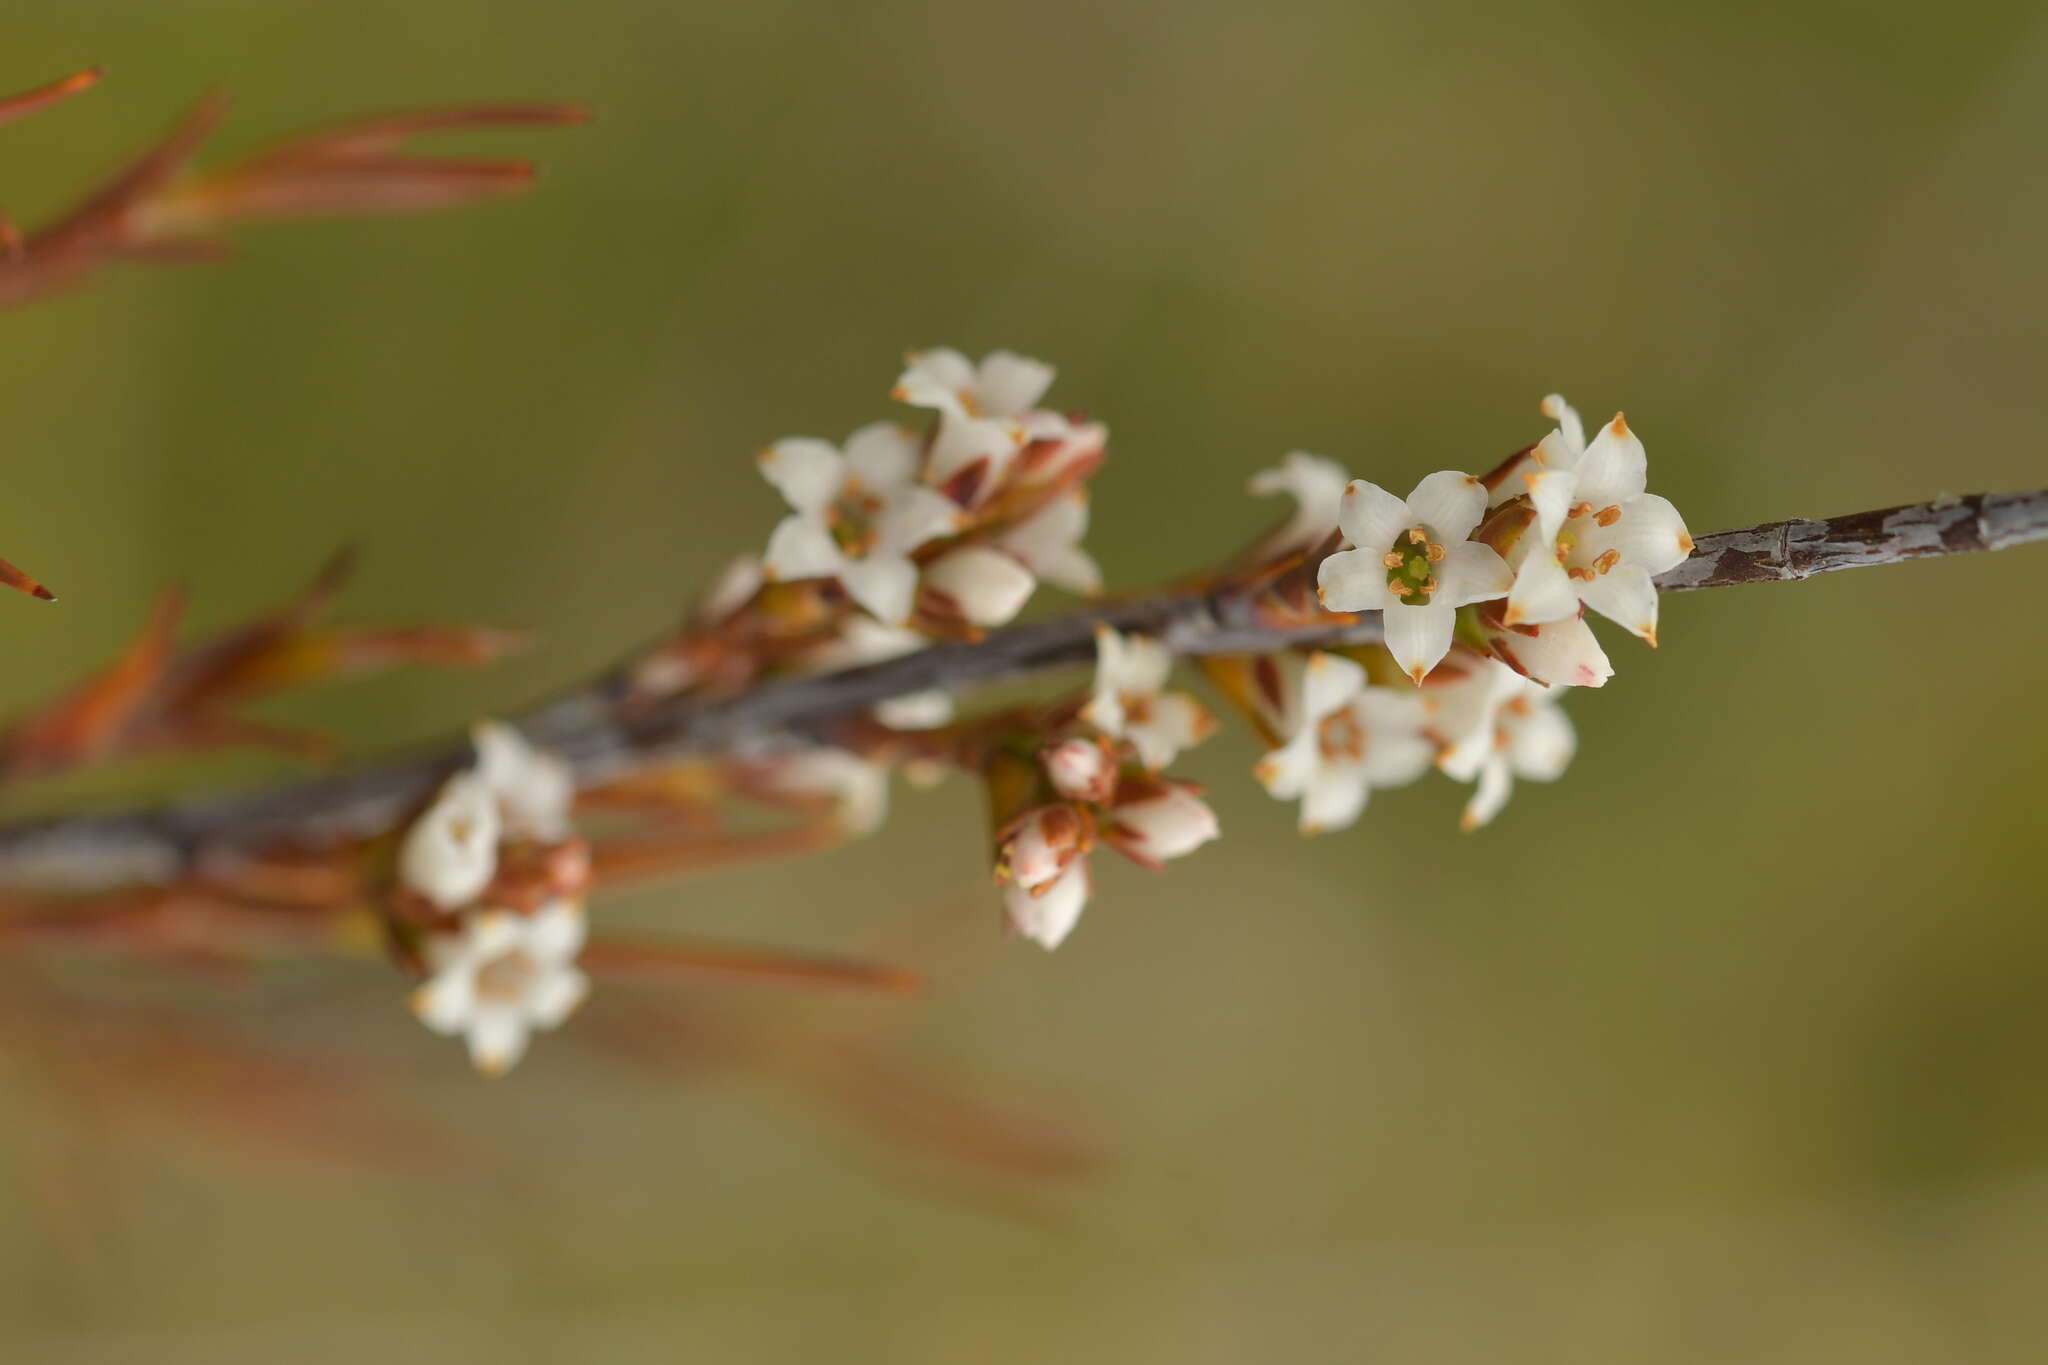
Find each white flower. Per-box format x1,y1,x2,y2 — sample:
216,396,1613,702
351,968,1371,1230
1004,859,1091,951
398,771,500,909
896,348,1064,497
1502,403,1693,646
1485,610,1613,689
472,720,574,842
758,422,963,625
1043,736,1117,804
1423,657,1576,829
1100,783,1220,868
894,347,1055,422
1317,472,1514,683
1080,625,1217,770
1254,652,1434,833
997,491,1101,595
412,899,589,1076
808,617,953,730
767,747,892,837
922,545,1037,627
1248,451,1350,555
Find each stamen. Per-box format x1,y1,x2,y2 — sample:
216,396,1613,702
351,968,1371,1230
1594,505,1622,527
1406,527,1427,545
1567,566,1596,582
1568,501,1593,520
1425,541,1446,563
1592,549,1620,574
1419,577,1438,595
1382,551,1405,569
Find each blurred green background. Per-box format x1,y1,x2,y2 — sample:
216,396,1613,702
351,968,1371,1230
2,1,2046,1360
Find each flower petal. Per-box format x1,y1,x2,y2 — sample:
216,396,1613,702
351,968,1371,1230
1577,563,1659,644
1405,470,1487,541
762,514,845,582
1127,691,1215,770
1336,480,1412,553
1507,702,1574,781
1434,540,1513,608
397,772,500,908
525,965,589,1030
411,966,474,1035
1254,729,1319,800
526,899,587,961
926,413,1021,491
473,720,574,842
1249,451,1349,550
1300,650,1366,722
924,546,1036,626
1524,467,1577,543
841,421,922,490
1316,547,1398,612
1505,545,1580,626
1382,602,1456,683
1573,415,1647,505
1359,725,1434,788
839,554,920,625
894,347,975,410
757,438,847,513
1301,762,1369,834
874,486,964,556
1108,786,1220,863
974,350,1055,417
1540,393,1585,457
1582,493,1692,576
1492,613,1613,688
465,1005,529,1076
1006,860,1090,950
1461,756,1513,831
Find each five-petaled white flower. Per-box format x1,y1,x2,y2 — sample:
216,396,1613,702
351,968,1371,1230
412,899,589,1076
1501,398,1693,645
1317,472,1514,683
1248,451,1351,557
1081,625,1218,770
398,770,501,909
758,422,963,625
1423,656,1575,830
473,720,574,842
1255,652,1434,833
895,348,1061,495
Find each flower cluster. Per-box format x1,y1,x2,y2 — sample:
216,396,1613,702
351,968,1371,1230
1235,392,1686,829
757,347,1102,633
993,626,1221,949
396,722,591,1075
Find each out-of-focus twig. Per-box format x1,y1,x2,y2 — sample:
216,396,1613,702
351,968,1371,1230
0,489,2038,890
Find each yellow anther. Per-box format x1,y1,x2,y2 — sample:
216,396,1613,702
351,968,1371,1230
1594,505,1623,527
1592,549,1621,574
1425,541,1446,563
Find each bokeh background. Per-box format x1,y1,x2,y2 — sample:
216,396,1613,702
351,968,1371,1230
2,2,2046,1360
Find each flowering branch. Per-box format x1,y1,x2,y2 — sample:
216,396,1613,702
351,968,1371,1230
0,486,2038,893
